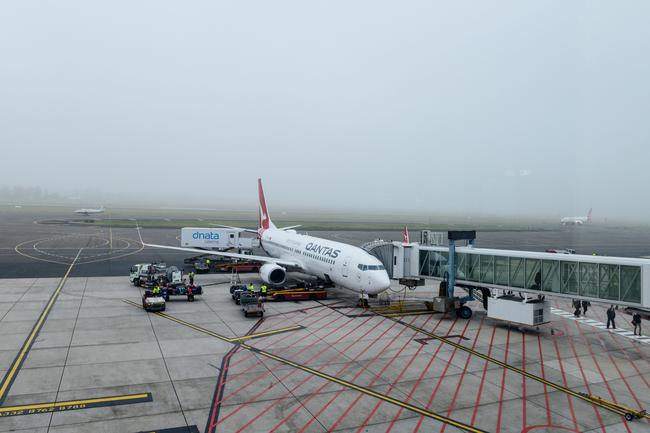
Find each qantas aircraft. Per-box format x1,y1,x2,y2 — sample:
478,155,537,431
560,208,592,225
74,206,105,216
143,179,391,295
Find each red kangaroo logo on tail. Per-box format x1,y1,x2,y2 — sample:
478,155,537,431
258,178,271,235
403,225,410,243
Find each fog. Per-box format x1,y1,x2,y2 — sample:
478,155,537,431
1,1,649,220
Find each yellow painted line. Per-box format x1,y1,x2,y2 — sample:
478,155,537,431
0,393,150,412
122,299,487,433
0,392,152,417
240,342,488,433
227,325,304,342
0,249,82,405
378,313,635,418
380,311,436,317
122,300,302,342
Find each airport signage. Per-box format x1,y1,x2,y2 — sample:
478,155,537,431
192,232,220,240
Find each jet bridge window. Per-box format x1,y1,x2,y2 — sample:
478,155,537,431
620,266,641,304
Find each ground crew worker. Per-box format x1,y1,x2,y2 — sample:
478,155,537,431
260,284,268,297
206,259,211,270
572,299,581,317
189,272,195,285
187,285,194,302
632,312,642,336
581,300,590,315
359,291,369,309
606,305,616,329
152,284,161,296
248,283,255,293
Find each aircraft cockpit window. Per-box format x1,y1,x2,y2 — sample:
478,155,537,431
357,264,385,271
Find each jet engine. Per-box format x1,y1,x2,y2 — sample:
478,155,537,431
259,263,286,285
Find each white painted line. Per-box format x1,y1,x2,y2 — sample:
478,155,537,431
550,306,649,345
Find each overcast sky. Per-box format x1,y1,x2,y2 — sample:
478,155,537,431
1,1,649,219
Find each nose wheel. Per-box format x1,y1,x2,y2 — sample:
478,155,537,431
456,305,473,319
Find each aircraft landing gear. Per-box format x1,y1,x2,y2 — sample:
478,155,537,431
456,305,473,319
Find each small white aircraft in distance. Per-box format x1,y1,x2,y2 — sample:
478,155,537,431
143,179,391,295
74,206,105,216
560,208,592,225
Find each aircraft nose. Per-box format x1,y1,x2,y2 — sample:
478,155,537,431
368,272,391,295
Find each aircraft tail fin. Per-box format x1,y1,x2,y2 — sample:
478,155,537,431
258,178,276,232
587,208,593,222
403,225,410,243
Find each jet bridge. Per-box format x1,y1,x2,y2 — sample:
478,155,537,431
363,231,649,309
411,245,648,309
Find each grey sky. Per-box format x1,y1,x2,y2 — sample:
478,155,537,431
1,1,649,219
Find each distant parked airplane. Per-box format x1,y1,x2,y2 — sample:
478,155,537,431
74,206,105,216
561,208,592,225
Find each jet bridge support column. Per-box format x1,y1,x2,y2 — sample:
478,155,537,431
447,231,476,319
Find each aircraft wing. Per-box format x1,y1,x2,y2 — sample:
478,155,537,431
143,243,302,269
208,223,258,234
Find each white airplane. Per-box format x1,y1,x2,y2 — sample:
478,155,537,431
74,206,105,216
560,208,592,225
143,179,391,295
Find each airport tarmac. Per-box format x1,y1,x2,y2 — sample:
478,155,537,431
1,271,649,433
2,209,650,432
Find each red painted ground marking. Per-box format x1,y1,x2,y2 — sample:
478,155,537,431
470,325,497,426
242,314,419,433
602,322,650,391
583,320,650,424
226,304,348,373
289,315,422,433
550,333,580,432
521,424,576,432
216,309,346,400
214,313,378,428
572,320,633,433
207,316,268,432
559,320,606,433
536,335,552,425
495,326,511,433
412,319,473,433
383,315,457,433
222,307,349,386
223,313,405,432
207,344,239,431
439,316,486,433
522,332,527,428
337,314,438,433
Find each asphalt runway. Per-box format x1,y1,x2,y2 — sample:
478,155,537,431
2,208,650,279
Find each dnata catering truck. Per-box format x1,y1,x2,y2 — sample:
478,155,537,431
180,228,258,251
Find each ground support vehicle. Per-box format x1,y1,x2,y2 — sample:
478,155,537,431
130,263,167,286
193,261,210,273
265,281,330,301
231,286,250,304
240,293,264,318
142,290,166,312
266,287,327,301
217,261,262,273
162,285,203,301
